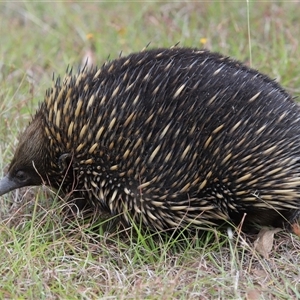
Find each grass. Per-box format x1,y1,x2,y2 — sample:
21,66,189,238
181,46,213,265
1,1,300,299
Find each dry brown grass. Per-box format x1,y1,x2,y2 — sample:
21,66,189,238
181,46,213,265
2,192,300,299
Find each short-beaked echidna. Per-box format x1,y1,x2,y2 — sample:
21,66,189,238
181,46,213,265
1,47,300,231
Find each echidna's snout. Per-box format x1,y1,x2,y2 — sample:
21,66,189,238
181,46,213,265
0,175,20,196
0,167,43,196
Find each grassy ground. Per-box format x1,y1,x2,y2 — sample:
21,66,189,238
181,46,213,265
1,1,300,299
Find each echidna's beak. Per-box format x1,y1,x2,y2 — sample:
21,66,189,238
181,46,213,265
0,175,20,196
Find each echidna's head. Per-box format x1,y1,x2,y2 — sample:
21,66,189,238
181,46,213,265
0,112,48,195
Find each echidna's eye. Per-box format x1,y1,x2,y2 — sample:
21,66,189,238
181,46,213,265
15,170,28,183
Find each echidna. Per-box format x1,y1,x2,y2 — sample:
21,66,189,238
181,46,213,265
1,47,300,232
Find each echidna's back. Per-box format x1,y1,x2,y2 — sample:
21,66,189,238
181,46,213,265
34,48,300,229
